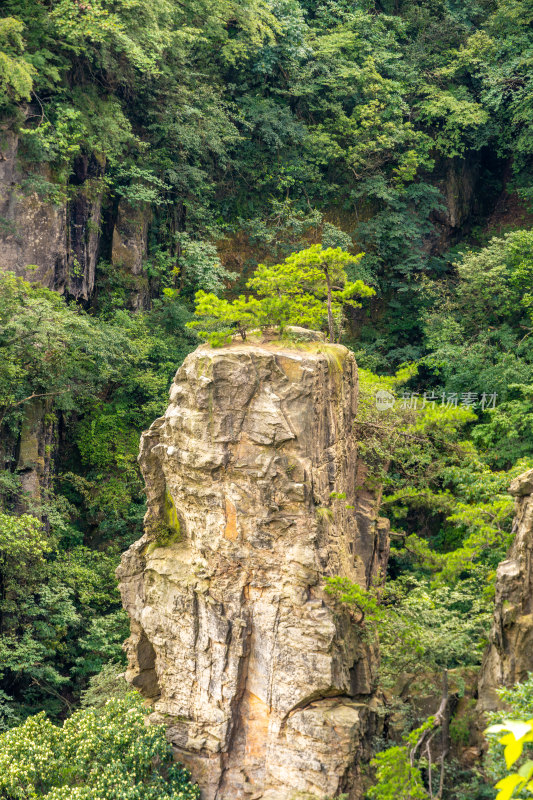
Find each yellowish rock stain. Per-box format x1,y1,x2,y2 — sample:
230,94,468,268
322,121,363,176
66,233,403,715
224,497,239,540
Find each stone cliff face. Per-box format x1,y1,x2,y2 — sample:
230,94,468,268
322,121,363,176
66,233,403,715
15,396,55,510
478,468,533,711
118,337,390,800
0,125,149,301
0,128,70,293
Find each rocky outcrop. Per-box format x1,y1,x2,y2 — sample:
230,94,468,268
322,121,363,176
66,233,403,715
0,127,67,291
112,201,149,276
0,127,104,300
118,337,390,800
478,468,533,711
66,153,105,300
0,123,153,304
15,397,55,510
111,200,150,308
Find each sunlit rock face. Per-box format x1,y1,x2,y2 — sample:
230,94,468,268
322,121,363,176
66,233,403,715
118,336,389,800
478,468,533,712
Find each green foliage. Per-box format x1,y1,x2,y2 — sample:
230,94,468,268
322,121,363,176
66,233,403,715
189,244,374,344
0,0,532,793
331,342,533,797
0,513,128,720
0,513,78,719
446,0,533,199
485,719,533,800
425,230,533,346
187,290,263,346
1,0,530,367
0,693,200,799
0,511,50,580
0,274,196,720
0,17,34,107
326,574,491,687
416,85,488,158
80,661,130,709
422,230,533,468
352,365,532,587
367,721,433,800
74,611,129,678
483,676,533,798
173,233,237,296
0,272,132,429
473,385,533,468
249,244,373,341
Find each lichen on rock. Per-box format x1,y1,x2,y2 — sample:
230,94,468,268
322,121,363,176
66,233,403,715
118,336,389,800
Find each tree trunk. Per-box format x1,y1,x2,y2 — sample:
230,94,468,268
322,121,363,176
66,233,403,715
324,267,334,343
437,670,450,799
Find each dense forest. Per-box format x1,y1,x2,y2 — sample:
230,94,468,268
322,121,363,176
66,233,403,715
0,0,532,797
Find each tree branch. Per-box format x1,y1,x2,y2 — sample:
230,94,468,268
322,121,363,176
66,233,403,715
0,390,70,427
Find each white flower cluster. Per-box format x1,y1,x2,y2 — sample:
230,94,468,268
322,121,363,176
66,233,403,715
0,695,199,800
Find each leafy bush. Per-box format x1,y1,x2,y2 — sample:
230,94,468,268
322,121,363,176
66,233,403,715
0,693,200,800
485,718,533,800
484,676,533,799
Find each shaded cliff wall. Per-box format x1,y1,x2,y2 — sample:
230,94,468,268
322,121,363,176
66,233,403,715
14,396,56,512
0,128,69,292
0,117,510,306
118,338,390,800
478,468,533,712
0,126,149,301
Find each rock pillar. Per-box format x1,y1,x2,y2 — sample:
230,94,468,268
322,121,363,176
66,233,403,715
118,338,389,799
478,468,533,711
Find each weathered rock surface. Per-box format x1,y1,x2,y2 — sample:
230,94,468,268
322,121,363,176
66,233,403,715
0,127,104,300
111,201,149,276
118,338,389,800
0,124,152,303
0,127,67,291
478,467,533,711
15,397,55,509
110,200,150,308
